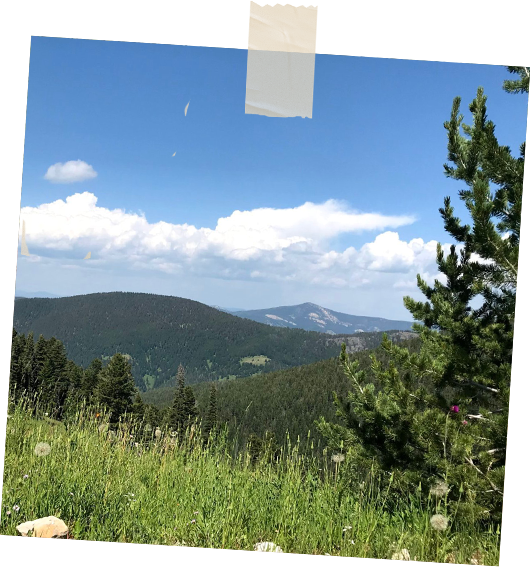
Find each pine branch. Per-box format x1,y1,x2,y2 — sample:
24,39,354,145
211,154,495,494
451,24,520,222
465,457,504,496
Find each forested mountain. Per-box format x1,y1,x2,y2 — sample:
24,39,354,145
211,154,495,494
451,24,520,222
13,292,346,391
142,337,421,450
233,302,413,333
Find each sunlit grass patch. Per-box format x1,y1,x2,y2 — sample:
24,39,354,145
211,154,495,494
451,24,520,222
0,401,500,564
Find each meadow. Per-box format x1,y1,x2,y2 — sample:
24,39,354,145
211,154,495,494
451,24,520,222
1,400,500,564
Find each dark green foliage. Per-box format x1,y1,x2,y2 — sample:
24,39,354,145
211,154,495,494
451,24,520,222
142,343,416,452
182,386,198,425
502,66,529,94
131,393,146,420
95,353,137,423
166,365,185,430
81,358,103,402
143,404,160,427
12,292,397,391
247,431,280,463
203,384,218,440
317,69,526,522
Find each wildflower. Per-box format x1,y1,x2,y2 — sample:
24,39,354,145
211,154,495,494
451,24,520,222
450,405,460,413
429,480,449,499
430,514,449,531
155,428,162,439
23,474,29,480
343,525,352,532
69,492,74,496
13,505,20,512
44,412,49,416
6,510,11,516
193,510,199,515
190,519,196,524
34,442,51,457
331,453,345,463
254,541,283,563
462,420,468,426
391,549,411,561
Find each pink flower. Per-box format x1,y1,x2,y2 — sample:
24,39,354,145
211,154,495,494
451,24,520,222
462,420,468,425
451,405,460,413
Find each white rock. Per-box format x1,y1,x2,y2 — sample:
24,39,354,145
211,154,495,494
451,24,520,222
254,541,283,563
17,516,68,538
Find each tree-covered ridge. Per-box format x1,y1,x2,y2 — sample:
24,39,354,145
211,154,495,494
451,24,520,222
141,337,421,451
12,293,414,392
12,292,344,390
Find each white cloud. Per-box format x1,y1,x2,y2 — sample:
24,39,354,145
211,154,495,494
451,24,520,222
44,160,98,184
19,192,446,292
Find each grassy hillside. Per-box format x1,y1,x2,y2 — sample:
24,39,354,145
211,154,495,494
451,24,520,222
0,403,500,563
12,292,341,390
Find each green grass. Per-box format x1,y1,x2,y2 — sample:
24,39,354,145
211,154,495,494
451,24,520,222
240,355,271,366
1,403,500,563
142,374,156,390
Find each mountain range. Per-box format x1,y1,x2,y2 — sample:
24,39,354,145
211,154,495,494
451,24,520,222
15,291,62,299
12,293,416,392
232,302,413,334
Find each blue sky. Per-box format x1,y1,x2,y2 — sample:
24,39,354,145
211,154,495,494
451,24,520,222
16,37,529,319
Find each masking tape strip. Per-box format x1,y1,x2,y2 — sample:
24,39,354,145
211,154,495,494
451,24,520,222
245,3,318,118
245,50,316,118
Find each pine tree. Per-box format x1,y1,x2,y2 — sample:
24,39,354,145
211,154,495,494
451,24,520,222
317,68,527,521
502,66,529,95
168,364,191,431
82,358,103,402
203,383,218,440
182,386,198,428
96,353,136,423
131,392,145,420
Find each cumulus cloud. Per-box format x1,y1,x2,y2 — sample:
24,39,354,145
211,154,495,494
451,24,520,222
19,192,445,290
44,160,98,184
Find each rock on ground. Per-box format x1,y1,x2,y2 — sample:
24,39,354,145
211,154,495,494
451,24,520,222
16,516,69,538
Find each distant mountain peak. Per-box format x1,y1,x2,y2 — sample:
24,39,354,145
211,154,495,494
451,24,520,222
233,302,413,334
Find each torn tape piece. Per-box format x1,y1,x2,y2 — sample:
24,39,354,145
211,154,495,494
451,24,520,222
245,50,315,118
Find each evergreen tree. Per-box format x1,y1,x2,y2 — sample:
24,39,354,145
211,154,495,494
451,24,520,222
502,66,529,95
317,68,527,521
21,332,37,395
82,358,103,401
182,386,198,428
96,353,136,423
144,404,160,427
9,329,24,397
131,392,146,420
168,364,190,431
203,383,218,440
